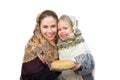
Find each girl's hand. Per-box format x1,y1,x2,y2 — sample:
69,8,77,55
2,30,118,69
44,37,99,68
71,62,81,71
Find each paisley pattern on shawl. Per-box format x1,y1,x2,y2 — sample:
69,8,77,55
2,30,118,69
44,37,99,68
23,30,58,67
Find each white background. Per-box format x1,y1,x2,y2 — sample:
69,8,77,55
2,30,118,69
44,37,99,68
0,0,120,80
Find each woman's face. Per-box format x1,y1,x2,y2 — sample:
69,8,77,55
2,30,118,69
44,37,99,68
58,20,73,40
40,16,57,40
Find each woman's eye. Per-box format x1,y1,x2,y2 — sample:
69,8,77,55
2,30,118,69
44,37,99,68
43,25,48,28
51,25,56,28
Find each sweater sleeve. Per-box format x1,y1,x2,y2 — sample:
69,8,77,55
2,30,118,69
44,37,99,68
75,53,95,75
74,42,95,75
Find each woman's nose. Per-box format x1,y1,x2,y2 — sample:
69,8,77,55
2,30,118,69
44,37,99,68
48,28,52,32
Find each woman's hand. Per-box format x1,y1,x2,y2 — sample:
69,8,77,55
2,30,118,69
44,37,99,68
50,68,62,72
38,54,46,63
71,62,81,71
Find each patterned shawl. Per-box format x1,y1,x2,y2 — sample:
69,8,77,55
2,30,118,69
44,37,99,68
23,25,58,67
57,32,84,50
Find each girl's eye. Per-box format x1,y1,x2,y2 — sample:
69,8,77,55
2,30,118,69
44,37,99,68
63,27,68,29
58,28,61,31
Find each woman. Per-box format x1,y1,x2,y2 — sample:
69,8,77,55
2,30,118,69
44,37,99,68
20,10,61,80
57,15,95,80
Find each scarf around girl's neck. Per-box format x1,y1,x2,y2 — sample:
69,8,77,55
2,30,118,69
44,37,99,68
57,32,84,50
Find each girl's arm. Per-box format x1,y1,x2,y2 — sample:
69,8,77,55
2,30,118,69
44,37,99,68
75,53,95,75
74,42,95,75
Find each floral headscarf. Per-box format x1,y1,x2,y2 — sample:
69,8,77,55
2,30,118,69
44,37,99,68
57,15,84,49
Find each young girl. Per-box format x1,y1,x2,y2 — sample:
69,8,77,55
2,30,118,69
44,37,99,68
57,15,95,80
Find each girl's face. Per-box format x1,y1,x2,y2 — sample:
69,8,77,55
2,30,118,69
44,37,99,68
40,16,57,40
58,20,73,40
